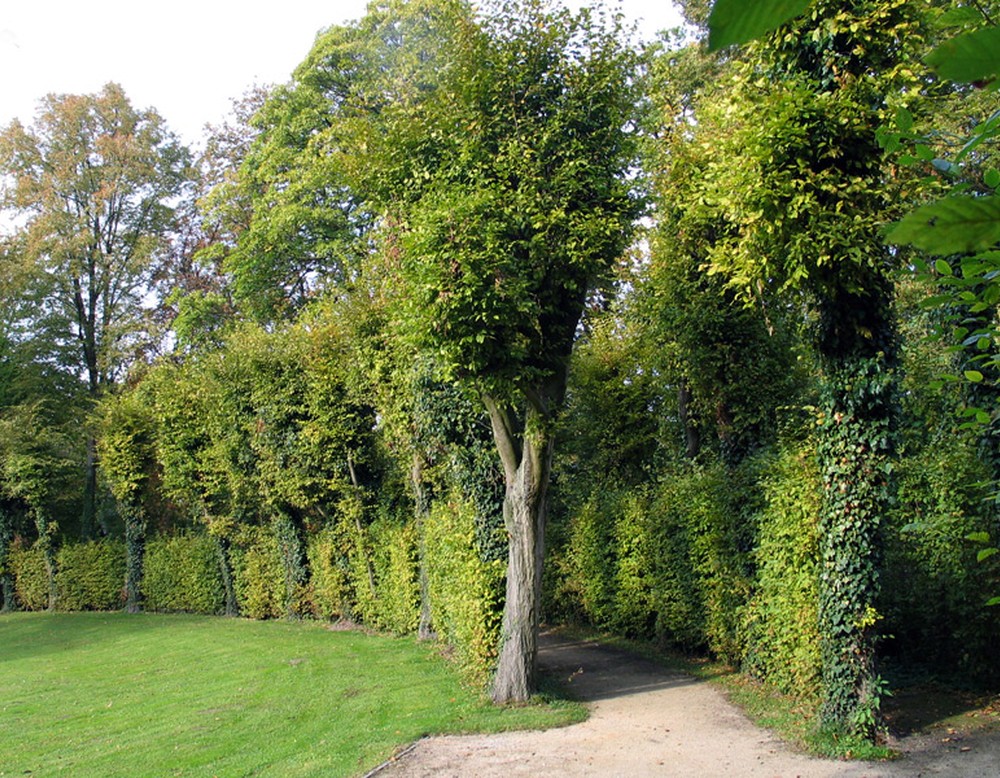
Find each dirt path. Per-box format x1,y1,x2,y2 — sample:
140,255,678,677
371,632,1000,777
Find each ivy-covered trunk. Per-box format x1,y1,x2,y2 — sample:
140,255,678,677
34,507,57,611
486,393,556,704
0,506,13,612
411,452,435,640
274,510,307,619
815,283,897,736
214,534,239,617
123,504,146,614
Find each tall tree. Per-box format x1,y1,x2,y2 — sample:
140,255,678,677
355,0,642,701
698,0,927,737
0,83,192,535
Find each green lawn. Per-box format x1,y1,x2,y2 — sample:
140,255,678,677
0,612,583,777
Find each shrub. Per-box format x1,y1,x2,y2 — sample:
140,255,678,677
424,495,504,685
55,539,126,611
742,441,822,699
231,526,284,620
883,432,1000,682
142,533,225,615
369,518,420,635
8,539,48,611
306,525,355,621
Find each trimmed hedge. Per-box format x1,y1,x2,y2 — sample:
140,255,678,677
8,540,48,611
424,495,504,685
306,525,354,621
368,518,420,635
142,533,225,615
742,442,822,699
231,526,285,620
55,539,127,611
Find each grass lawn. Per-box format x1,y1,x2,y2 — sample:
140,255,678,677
0,612,584,777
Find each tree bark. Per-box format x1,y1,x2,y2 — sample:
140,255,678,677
214,534,239,616
0,508,12,612
34,508,58,612
411,451,436,641
124,506,146,614
677,382,700,459
485,392,556,704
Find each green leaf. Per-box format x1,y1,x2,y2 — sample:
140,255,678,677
886,196,1000,254
964,369,985,383
987,596,1000,607
986,169,1000,189
895,108,913,132
934,258,953,276
966,531,992,544
936,7,986,28
977,547,999,563
926,27,1000,84
707,0,813,50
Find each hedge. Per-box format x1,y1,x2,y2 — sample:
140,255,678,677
424,495,504,685
55,539,127,611
8,540,48,611
142,533,225,615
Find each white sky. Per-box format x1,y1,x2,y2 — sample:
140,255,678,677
0,1,683,149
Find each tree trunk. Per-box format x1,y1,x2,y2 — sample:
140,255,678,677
35,508,58,612
677,383,700,459
124,505,146,614
274,509,306,619
815,283,896,738
485,393,556,704
81,436,98,540
411,452,435,641
0,507,12,612
214,534,239,616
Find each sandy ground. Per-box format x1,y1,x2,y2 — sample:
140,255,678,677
369,632,1000,777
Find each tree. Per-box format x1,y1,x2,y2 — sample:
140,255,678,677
356,0,642,701
0,83,192,536
698,0,928,737
0,401,80,610
96,388,157,613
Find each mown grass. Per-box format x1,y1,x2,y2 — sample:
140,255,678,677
0,612,584,777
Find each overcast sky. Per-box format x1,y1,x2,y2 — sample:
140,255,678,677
0,1,683,149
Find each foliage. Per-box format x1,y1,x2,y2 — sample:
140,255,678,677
707,0,813,50
743,438,822,700
54,539,126,611
368,518,421,634
424,496,505,685
231,525,286,620
7,539,47,611
305,526,354,621
141,534,225,615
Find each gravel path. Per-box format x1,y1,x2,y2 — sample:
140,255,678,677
371,632,1000,777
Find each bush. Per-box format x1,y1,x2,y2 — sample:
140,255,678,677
142,533,225,615
424,495,504,685
8,540,48,611
55,539,126,611
741,441,822,699
231,526,284,620
883,432,1000,682
306,525,355,621
369,518,420,635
